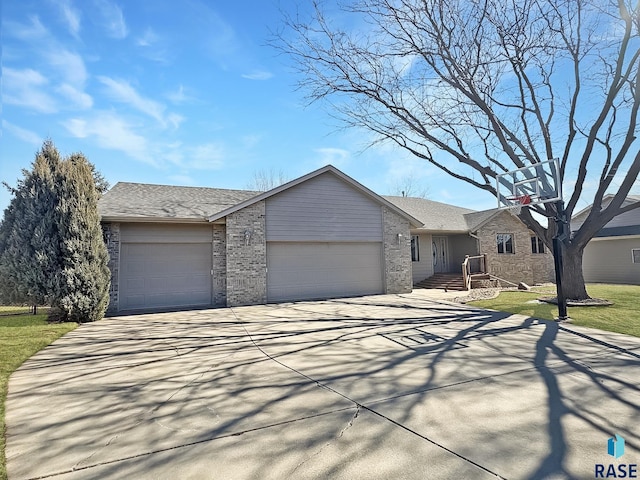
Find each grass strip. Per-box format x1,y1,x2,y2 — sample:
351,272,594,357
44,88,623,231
468,283,640,337
0,315,76,480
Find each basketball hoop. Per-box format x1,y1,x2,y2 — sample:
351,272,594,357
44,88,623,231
506,194,531,215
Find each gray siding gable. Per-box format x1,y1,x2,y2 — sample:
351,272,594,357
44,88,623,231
208,165,422,228
266,172,383,241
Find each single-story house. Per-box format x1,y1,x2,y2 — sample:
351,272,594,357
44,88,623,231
99,165,555,313
99,165,421,313
571,194,640,285
386,196,555,288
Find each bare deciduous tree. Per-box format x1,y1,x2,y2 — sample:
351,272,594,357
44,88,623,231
245,168,289,191
277,0,640,299
390,175,430,198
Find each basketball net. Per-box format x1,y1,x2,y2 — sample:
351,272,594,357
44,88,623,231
506,194,531,215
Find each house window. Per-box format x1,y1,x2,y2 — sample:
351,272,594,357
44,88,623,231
411,235,420,262
531,236,545,254
497,233,514,254
632,249,640,264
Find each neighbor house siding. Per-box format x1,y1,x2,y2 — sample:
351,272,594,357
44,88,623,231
265,172,383,241
102,222,120,314
572,198,640,231
411,233,433,283
477,211,554,285
582,236,640,285
382,207,412,293
226,201,267,306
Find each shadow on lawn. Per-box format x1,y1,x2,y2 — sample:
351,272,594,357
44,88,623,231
5,297,640,479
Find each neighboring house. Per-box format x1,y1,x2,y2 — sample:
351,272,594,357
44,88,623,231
99,165,421,313
571,195,640,285
385,197,555,287
98,165,554,314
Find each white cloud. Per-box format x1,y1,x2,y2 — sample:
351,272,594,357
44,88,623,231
241,71,274,81
55,0,81,38
315,147,350,168
2,120,42,145
166,113,185,130
47,49,88,87
189,143,225,170
98,76,166,124
56,84,93,109
439,189,453,199
94,0,128,39
242,134,262,149
3,68,57,113
62,111,154,165
166,85,196,104
4,15,48,41
136,27,158,47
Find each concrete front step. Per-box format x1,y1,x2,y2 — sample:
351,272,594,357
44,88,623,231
414,273,466,291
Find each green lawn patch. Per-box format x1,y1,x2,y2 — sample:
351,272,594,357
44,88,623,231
468,283,640,337
0,314,76,480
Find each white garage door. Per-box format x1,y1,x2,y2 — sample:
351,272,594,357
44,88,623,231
267,242,383,302
120,243,212,310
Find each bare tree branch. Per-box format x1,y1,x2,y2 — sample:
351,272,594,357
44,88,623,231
275,0,640,299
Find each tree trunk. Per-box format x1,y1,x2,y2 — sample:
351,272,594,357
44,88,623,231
560,243,590,300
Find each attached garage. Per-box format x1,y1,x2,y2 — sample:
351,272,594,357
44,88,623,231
119,224,213,311
263,172,387,303
267,242,383,302
100,165,418,313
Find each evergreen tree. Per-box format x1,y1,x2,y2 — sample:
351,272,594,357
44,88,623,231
52,153,110,322
0,140,110,322
0,141,62,306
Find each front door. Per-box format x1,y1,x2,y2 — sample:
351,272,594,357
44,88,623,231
432,236,449,273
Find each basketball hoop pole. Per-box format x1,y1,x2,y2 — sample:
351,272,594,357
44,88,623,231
552,200,568,321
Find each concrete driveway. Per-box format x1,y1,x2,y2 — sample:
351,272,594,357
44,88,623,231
6,291,640,479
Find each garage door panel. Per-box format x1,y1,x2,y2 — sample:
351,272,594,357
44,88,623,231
267,242,383,302
120,243,212,310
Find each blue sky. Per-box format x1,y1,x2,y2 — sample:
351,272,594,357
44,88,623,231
1,0,502,217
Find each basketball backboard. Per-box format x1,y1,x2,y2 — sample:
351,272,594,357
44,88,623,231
497,158,561,211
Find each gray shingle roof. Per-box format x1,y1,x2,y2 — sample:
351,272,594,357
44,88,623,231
100,180,501,231
384,196,504,232
463,209,502,231
383,196,476,232
98,182,259,221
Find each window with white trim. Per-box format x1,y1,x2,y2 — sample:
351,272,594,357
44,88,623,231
632,249,640,264
411,235,420,262
531,236,545,254
497,233,514,254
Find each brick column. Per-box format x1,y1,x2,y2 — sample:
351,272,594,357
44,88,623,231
101,222,120,314
383,207,412,294
226,202,267,306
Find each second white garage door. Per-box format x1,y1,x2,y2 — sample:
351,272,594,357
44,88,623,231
120,243,212,311
267,242,384,302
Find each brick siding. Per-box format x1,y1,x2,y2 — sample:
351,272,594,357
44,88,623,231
101,222,120,313
212,223,226,306
225,201,267,306
477,211,554,285
383,207,412,293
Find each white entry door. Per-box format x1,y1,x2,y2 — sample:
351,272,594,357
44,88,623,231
432,236,449,273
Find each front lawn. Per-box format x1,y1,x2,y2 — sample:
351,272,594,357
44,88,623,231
468,283,640,337
0,314,76,480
